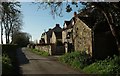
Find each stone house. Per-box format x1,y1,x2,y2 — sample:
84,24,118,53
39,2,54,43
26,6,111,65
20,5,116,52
50,32,62,44
39,24,64,55
73,16,92,55
62,21,71,43
62,12,92,54
40,32,47,44
73,9,118,59
62,19,75,53
40,24,62,44
62,10,118,59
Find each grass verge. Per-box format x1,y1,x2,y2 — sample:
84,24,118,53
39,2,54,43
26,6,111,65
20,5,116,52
31,49,49,56
83,55,120,75
59,51,92,69
59,51,120,75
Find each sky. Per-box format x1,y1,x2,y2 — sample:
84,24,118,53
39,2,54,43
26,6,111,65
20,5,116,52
0,2,84,44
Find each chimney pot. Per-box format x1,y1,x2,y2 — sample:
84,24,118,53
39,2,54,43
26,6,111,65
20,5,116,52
74,12,77,17
56,24,60,27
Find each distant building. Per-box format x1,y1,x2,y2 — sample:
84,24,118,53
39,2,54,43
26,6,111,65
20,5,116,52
40,24,62,44
62,12,77,53
39,24,64,55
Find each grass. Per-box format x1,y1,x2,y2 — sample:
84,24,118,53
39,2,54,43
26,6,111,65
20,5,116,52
59,51,120,75
31,49,50,57
83,55,120,75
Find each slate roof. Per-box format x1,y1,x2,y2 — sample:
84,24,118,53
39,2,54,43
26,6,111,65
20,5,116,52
45,24,62,38
77,7,111,32
63,20,74,30
77,7,96,28
65,21,71,27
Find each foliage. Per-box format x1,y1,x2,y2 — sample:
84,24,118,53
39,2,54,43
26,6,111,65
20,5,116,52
33,2,85,18
31,49,49,57
2,53,14,74
12,32,31,47
2,44,19,75
59,51,92,69
0,2,22,44
83,55,120,75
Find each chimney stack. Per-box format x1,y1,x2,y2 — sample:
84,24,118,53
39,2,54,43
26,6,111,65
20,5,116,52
49,28,52,31
74,12,77,17
56,24,60,27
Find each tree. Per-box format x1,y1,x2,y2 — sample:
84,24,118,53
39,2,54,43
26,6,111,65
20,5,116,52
12,32,31,47
0,2,4,44
0,2,22,44
33,1,84,18
82,3,120,51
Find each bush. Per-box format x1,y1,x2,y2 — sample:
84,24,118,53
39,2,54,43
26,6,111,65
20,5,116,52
2,45,19,75
2,53,14,74
83,55,120,75
59,51,92,69
31,49,49,56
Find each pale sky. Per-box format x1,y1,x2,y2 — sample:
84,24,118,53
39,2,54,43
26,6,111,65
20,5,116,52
0,2,84,44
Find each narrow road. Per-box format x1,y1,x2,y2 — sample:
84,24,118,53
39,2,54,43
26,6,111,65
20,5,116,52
17,48,84,75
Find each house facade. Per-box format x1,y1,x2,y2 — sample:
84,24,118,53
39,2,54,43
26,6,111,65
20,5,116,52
73,17,92,55
62,20,75,53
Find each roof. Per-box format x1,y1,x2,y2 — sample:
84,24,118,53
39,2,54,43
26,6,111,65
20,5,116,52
63,19,74,30
45,24,62,38
52,24,62,32
77,7,111,32
76,7,96,28
65,21,71,27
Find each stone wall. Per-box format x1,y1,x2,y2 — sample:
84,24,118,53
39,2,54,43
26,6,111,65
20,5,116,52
73,18,92,55
35,44,52,55
35,44,65,55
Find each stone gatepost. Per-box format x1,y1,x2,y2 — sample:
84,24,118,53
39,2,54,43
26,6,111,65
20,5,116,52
65,42,68,53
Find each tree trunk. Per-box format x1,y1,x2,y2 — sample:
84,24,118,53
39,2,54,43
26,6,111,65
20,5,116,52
101,10,120,55
1,21,3,44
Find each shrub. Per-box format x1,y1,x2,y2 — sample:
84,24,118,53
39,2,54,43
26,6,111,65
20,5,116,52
83,55,120,75
2,45,19,75
59,51,92,69
2,53,14,74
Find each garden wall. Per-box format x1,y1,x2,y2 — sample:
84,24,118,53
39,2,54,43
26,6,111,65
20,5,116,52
35,44,65,55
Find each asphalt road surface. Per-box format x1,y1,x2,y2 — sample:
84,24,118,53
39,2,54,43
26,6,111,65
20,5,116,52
17,48,85,75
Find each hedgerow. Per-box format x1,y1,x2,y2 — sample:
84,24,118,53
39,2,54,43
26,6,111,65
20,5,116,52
59,51,92,69
59,51,120,75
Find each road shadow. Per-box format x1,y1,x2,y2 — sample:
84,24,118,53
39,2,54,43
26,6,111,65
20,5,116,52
16,48,30,76
17,48,29,65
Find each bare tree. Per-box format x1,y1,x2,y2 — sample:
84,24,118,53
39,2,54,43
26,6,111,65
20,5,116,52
1,2,22,44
